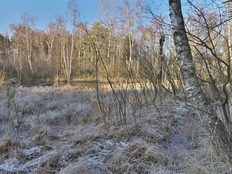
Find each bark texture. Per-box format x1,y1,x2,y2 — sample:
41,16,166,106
169,0,232,160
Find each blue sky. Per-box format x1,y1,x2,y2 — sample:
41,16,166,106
0,0,223,34
0,0,99,33
0,0,171,33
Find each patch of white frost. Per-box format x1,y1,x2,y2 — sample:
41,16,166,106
23,146,42,160
21,151,56,170
0,158,20,172
0,149,56,173
119,141,129,148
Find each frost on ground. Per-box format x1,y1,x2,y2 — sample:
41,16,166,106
0,85,231,174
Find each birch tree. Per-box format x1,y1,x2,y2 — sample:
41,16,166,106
98,0,119,64
20,13,37,76
55,0,79,83
169,0,232,160
120,1,142,70
9,25,25,83
68,0,79,81
44,22,56,80
10,13,37,80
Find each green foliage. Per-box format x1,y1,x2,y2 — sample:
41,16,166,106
89,22,108,40
0,34,10,61
123,35,131,60
6,87,16,100
0,34,4,48
82,22,108,48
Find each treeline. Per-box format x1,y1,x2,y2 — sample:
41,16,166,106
0,0,229,88
0,0,173,84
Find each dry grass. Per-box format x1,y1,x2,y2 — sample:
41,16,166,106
0,70,5,89
0,136,14,154
0,85,230,173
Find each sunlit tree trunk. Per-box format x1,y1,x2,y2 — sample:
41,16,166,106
45,23,56,81
25,25,33,75
13,45,23,83
121,1,136,69
68,0,78,83
169,0,232,160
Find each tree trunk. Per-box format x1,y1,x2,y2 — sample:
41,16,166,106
169,0,232,160
158,34,165,84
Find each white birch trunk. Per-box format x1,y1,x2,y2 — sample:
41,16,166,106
169,0,232,160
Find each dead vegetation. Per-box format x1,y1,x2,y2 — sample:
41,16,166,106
0,85,230,174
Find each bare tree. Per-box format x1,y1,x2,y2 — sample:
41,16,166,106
55,0,79,83
20,13,37,76
169,0,232,160
119,0,142,70
68,0,79,81
98,0,119,64
9,28,23,83
44,22,56,81
9,13,37,82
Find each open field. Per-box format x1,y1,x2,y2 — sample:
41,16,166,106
0,85,230,174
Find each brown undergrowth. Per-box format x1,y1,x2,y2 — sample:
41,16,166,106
0,85,230,173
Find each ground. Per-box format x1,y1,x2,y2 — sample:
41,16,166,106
0,85,230,174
